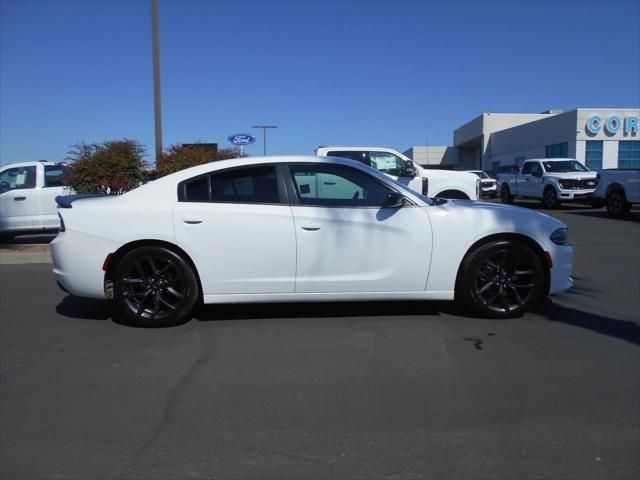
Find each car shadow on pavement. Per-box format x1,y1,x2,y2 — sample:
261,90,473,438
565,210,640,223
56,294,112,321
535,299,640,346
193,300,443,322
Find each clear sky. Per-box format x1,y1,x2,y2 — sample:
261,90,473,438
1,0,639,165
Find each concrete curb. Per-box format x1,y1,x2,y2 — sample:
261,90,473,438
0,245,52,264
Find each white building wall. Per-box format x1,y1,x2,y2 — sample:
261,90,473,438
575,141,586,164
404,146,459,167
602,141,620,169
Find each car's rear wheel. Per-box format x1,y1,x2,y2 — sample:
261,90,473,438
457,240,545,318
500,185,513,204
113,246,199,327
606,188,631,218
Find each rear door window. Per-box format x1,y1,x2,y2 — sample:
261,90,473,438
44,165,70,187
181,166,281,204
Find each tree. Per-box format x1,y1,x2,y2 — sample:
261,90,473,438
156,143,240,177
66,139,146,194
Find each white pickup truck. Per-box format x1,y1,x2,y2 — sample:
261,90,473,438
0,161,71,240
592,169,640,217
315,146,480,200
498,158,598,209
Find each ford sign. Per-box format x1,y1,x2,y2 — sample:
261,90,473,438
228,134,256,146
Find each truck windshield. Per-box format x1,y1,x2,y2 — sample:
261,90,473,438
542,161,589,173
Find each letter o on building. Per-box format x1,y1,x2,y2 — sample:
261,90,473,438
605,116,621,134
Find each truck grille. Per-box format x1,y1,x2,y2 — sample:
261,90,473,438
559,178,597,190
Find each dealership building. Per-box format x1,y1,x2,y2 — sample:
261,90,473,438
404,108,640,172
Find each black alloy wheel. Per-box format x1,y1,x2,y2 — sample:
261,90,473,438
458,240,544,318
542,187,559,209
606,189,631,218
500,185,513,204
113,246,198,327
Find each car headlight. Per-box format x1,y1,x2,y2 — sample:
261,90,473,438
550,228,568,245
558,179,577,189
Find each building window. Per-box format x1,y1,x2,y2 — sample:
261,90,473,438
545,142,569,158
585,141,603,170
618,141,640,168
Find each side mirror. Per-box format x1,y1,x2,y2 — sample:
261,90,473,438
403,160,417,178
383,192,406,208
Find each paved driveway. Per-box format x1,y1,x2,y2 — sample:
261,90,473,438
1,204,638,479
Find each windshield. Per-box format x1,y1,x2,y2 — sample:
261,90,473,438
472,171,489,179
542,160,589,173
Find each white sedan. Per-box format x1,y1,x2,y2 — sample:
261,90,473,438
52,156,573,327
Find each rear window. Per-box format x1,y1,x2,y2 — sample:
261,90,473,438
44,165,70,187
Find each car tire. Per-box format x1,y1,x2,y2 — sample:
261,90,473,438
112,246,199,327
0,234,15,243
606,188,631,218
542,187,559,209
500,185,513,204
457,240,545,319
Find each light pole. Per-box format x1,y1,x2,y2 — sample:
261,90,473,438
151,0,163,166
252,125,277,156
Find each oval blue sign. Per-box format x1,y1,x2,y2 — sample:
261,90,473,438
227,134,256,146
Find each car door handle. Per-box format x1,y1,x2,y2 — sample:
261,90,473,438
183,219,203,224
300,223,321,231
14,196,26,201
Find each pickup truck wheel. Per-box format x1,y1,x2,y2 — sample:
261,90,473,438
542,187,559,209
113,246,199,327
500,185,514,204
606,189,631,217
457,240,545,318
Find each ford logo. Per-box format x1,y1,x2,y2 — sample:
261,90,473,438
227,134,256,146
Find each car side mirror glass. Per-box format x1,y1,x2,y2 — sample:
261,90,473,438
403,160,417,178
383,192,406,208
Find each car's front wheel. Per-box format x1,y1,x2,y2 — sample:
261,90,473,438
457,240,545,318
542,187,559,209
113,246,199,327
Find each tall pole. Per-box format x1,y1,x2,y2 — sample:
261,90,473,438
252,125,277,156
151,0,163,166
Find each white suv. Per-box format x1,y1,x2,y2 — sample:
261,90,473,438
0,161,71,240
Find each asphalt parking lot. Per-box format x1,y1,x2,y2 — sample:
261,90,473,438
1,202,639,480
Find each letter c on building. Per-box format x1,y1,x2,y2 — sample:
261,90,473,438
586,115,602,134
